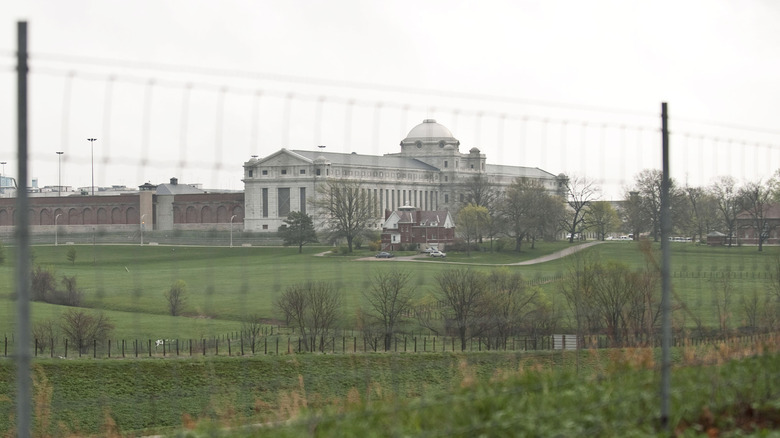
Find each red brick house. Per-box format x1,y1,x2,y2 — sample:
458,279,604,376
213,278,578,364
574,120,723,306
736,203,780,246
381,206,455,251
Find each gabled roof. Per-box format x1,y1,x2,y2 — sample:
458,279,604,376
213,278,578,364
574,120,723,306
382,209,455,229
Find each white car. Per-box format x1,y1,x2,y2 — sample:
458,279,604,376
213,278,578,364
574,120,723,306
429,250,446,258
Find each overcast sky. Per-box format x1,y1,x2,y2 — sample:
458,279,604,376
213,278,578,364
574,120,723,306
3,0,779,196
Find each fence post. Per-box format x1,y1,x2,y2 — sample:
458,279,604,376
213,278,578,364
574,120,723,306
414,337,417,353
216,339,219,356
228,339,231,356
65,339,68,358
108,340,111,358
94,339,97,358
51,338,54,358
34,339,37,357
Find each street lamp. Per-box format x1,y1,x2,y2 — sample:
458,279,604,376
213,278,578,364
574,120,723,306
230,215,237,247
56,152,64,196
87,138,97,195
140,214,146,246
55,214,62,246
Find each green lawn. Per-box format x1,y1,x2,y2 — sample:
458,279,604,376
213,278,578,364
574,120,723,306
0,241,777,339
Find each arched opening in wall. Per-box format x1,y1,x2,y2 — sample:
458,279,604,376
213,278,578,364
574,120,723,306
126,207,139,224
40,209,52,226
0,209,9,226
232,205,244,221
173,206,182,224
68,208,80,225
186,206,197,223
82,208,93,225
216,205,228,223
53,209,64,225
111,207,122,224
97,208,108,224
28,209,36,226
201,206,213,223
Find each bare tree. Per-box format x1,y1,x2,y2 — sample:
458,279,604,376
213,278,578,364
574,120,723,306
363,270,415,351
31,265,57,302
32,319,59,355
559,175,600,243
585,200,620,241
457,204,489,256
480,269,540,349
711,274,733,337
497,178,561,251
60,310,114,354
711,176,741,247
311,179,376,252
435,268,487,351
680,185,721,243
276,281,342,351
241,313,265,352
738,180,776,252
165,280,188,316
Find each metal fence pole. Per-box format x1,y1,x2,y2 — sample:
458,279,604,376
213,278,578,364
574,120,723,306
15,21,32,438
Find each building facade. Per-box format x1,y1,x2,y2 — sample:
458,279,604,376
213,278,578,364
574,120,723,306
0,178,244,234
381,206,455,251
242,119,559,232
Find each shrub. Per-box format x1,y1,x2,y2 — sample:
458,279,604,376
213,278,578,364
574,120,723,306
31,265,57,302
66,247,77,264
48,275,83,307
165,280,188,316
59,309,114,354
367,239,381,252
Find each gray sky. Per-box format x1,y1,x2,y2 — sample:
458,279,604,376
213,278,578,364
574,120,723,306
3,0,780,196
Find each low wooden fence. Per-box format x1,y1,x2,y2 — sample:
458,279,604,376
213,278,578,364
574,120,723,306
0,331,775,359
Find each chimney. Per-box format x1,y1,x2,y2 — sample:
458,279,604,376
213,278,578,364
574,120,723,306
170,177,178,185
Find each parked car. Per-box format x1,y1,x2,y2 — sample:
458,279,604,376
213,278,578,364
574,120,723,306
429,250,446,258
375,251,394,258
420,247,437,254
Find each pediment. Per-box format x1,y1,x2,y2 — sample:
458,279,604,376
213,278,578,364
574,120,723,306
252,149,312,168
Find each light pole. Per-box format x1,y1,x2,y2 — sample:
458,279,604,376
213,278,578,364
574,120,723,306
140,214,146,246
56,152,64,196
230,215,237,247
87,138,97,195
55,214,62,246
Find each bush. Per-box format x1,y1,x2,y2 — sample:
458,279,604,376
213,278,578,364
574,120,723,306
59,309,114,354
48,275,83,307
367,239,381,252
165,280,188,316
31,265,57,302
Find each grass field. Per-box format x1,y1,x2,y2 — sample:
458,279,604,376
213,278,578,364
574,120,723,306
0,240,778,339
0,240,778,436
0,340,777,436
